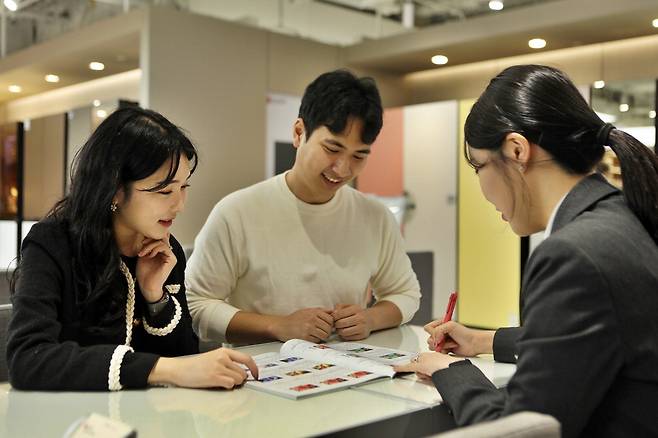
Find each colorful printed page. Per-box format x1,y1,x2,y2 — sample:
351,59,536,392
245,340,417,399
281,339,415,378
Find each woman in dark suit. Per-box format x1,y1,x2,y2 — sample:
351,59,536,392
396,65,658,437
7,107,257,391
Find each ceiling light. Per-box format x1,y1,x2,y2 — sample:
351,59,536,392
593,80,605,89
528,38,546,49
45,74,60,83
3,0,17,12
431,55,449,65
650,110,656,119
89,62,105,71
96,109,108,118
489,1,504,11
653,18,658,28
619,103,629,113
93,99,101,107
8,85,22,93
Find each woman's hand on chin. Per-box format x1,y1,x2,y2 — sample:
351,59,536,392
136,234,177,302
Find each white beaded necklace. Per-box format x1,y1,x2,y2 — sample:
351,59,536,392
118,260,136,346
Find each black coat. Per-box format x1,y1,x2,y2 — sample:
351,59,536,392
433,174,658,438
6,219,199,390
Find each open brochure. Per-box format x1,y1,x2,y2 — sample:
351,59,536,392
245,339,418,399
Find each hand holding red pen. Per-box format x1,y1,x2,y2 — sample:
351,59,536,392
432,292,458,352
425,321,496,357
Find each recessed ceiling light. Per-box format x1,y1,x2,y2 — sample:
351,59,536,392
431,55,449,65
650,110,656,119
593,80,605,89
93,99,101,107
653,18,658,28
8,85,22,93
528,38,547,49
3,0,17,12
619,103,629,113
45,74,60,83
489,1,504,11
89,62,105,71
96,109,108,118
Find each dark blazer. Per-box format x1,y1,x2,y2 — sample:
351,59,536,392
6,219,199,390
433,174,658,438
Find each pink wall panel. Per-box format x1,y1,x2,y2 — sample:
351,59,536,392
357,107,404,196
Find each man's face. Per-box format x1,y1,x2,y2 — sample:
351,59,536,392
289,117,371,204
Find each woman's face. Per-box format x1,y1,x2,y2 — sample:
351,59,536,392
113,156,191,241
468,145,533,236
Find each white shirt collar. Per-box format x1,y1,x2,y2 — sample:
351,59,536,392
544,193,568,239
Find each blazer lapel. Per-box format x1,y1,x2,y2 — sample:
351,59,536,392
551,173,619,234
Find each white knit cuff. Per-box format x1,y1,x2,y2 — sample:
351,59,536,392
143,295,182,336
108,345,134,391
378,294,420,325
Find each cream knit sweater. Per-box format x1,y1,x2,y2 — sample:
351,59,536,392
186,173,421,342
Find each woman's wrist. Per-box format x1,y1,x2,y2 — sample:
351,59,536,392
140,284,165,303
476,330,496,355
148,357,177,386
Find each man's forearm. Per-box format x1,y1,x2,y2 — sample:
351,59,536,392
365,301,403,332
225,311,282,344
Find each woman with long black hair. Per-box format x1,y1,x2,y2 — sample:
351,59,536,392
396,65,658,437
7,107,257,391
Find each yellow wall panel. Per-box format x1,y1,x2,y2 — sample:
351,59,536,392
457,99,520,329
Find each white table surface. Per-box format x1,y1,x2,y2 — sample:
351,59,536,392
0,325,516,437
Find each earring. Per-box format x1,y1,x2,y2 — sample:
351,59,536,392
518,165,526,173
110,202,118,212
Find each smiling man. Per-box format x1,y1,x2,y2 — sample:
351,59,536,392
186,70,420,345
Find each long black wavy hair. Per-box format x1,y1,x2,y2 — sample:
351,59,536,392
464,64,658,243
13,106,198,330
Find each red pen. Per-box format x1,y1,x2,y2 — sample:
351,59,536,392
434,291,458,352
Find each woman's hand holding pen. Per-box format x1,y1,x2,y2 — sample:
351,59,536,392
136,234,177,302
425,320,495,356
394,321,496,378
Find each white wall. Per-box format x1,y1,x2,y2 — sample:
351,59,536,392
402,101,458,318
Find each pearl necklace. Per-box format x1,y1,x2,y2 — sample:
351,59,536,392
118,260,136,346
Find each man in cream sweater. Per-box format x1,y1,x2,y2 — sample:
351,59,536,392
186,70,420,344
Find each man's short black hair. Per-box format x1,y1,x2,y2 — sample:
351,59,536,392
298,69,383,145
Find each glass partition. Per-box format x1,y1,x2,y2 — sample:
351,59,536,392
0,123,19,220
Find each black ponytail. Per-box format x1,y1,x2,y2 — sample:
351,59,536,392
607,129,658,242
